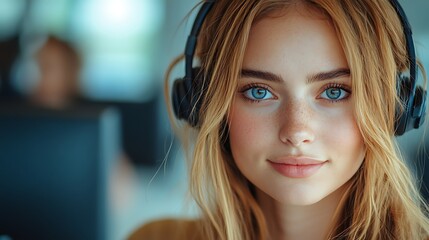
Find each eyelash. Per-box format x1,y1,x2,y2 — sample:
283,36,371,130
320,83,351,103
238,82,351,103
239,83,275,103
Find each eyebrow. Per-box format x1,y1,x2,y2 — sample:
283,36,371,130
240,68,350,84
307,68,350,84
241,69,283,82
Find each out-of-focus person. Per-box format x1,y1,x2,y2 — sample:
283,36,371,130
29,35,82,109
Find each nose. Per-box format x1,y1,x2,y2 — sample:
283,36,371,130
279,101,315,147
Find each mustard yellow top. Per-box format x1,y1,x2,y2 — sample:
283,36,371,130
127,218,203,240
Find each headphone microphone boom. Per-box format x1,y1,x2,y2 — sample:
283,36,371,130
172,0,426,136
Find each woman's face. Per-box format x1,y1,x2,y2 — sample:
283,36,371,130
228,7,365,205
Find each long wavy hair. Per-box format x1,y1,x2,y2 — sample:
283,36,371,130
165,0,429,239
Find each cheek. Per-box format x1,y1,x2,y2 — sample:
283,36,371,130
324,113,365,170
228,106,272,160
229,110,255,150
336,115,363,150
319,106,362,146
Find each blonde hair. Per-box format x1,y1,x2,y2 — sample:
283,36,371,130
165,0,429,239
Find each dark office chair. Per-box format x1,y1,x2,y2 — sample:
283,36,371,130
0,103,121,240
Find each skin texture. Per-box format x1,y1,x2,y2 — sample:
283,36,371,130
228,5,366,240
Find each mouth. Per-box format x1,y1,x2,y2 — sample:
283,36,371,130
268,157,327,178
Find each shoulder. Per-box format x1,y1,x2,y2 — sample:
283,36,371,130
127,218,203,240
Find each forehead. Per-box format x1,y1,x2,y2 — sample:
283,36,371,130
242,5,347,78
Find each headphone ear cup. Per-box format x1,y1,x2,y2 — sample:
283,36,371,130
395,75,427,136
172,67,205,127
395,75,412,136
411,85,427,128
172,77,192,122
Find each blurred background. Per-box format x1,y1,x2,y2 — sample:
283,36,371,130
0,0,427,239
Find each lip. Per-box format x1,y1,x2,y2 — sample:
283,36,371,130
268,157,327,178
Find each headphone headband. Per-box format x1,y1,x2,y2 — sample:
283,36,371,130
184,1,215,81
390,0,417,89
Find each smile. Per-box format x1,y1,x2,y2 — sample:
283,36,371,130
268,158,327,178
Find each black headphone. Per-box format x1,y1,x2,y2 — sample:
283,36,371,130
172,0,426,136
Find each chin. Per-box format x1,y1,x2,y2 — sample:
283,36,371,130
257,185,322,206
279,193,326,206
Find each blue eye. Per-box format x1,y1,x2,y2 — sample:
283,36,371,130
243,86,274,101
320,86,350,101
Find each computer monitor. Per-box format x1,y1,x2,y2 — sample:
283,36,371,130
0,103,121,240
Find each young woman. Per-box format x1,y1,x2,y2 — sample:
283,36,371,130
129,0,429,239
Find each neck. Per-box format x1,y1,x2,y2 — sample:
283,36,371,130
257,184,349,240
